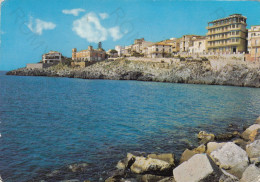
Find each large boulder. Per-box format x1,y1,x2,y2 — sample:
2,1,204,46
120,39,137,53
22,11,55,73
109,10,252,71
173,154,223,182
210,142,249,178
116,153,136,170
241,124,260,141
246,139,260,158
130,156,173,175
240,165,260,182
197,131,215,144
147,153,175,166
206,142,226,154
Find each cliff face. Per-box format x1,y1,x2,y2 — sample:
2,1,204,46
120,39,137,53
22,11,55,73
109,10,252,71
6,59,260,87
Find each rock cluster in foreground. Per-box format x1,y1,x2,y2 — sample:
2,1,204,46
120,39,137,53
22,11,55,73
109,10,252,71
6,59,260,87
105,116,260,182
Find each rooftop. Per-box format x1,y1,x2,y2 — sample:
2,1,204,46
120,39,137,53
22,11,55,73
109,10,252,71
209,14,247,24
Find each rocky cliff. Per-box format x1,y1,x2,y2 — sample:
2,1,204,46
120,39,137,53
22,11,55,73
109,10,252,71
6,59,260,87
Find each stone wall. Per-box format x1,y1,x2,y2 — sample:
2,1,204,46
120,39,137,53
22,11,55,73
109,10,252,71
26,63,56,69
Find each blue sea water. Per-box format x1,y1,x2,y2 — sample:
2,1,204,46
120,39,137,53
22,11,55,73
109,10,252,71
0,71,260,181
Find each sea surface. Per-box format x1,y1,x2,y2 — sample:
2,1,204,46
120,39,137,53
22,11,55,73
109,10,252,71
0,71,260,181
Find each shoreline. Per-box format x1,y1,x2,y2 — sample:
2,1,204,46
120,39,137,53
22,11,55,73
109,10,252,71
24,116,260,182
6,59,260,88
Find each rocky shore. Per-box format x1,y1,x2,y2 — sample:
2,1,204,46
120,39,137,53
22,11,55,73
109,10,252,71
6,58,260,87
25,117,260,182
103,116,260,182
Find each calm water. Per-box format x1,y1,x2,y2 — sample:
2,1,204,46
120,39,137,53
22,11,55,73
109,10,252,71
0,71,260,181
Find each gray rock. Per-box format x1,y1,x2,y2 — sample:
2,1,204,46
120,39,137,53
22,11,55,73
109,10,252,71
130,156,172,175
179,149,196,164
206,142,226,154
158,177,175,182
210,142,249,178
241,124,260,141
197,131,215,144
173,154,223,182
68,162,88,172
240,164,260,182
147,153,175,166
255,116,260,125
219,169,239,182
246,139,260,158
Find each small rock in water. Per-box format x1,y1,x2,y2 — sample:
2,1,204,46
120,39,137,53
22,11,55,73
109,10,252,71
241,124,260,141
255,116,260,125
197,131,215,144
68,162,89,173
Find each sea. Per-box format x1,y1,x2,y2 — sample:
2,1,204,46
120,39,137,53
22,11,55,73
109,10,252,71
0,71,260,181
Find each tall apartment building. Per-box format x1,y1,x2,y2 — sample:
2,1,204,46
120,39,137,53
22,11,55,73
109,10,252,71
248,25,260,61
206,14,247,53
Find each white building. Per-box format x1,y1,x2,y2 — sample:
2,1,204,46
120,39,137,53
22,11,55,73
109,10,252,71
248,25,260,54
189,37,207,54
115,45,125,57
42,51,62,64
147,42,172,58
180,35,203,53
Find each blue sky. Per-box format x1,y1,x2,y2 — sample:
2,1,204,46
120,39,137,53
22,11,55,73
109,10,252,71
0,0,259,70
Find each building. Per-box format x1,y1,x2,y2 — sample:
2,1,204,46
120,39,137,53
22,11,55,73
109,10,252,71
132,38,153,54
180,35,202,52
189,36,207,54
147,42,172,58
206,14,247,53
72,45,106,62
42,51,62,64
107,49,118,58
161,38,180,53
115,45,126,57
248,25,260,61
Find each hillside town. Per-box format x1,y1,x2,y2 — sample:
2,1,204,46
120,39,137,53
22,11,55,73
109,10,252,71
27,14,260,69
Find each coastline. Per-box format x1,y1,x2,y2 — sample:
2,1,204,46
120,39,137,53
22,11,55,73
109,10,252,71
25,116,260,182
6,59,260,88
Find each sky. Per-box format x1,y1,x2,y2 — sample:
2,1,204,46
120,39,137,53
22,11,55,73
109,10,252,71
0,0,259,70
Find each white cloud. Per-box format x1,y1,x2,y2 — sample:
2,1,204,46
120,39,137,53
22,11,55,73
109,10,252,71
27,16,56,35
109,26,123,41
99,13,109,20
72,12,125,43
62,8,85,16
